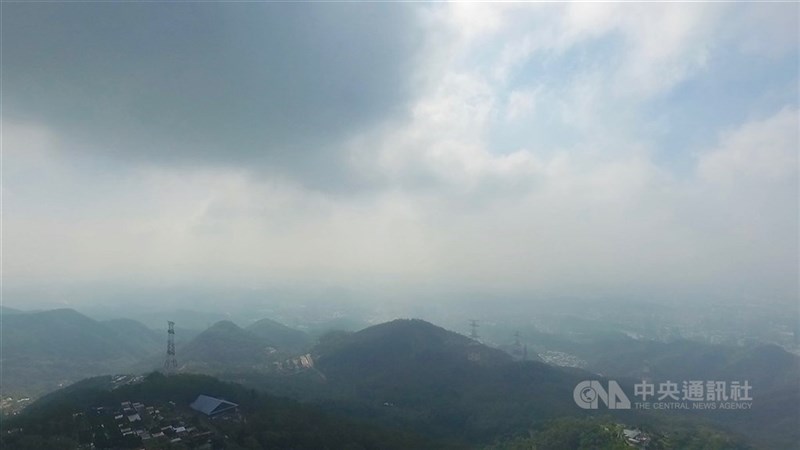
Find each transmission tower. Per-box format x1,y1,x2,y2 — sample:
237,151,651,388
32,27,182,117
469,319,480,340
512,331,523,359
164,321,177,374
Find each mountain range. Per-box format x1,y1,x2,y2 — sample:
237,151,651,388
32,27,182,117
1,309,161,397
2,308,797,448
0,308,312,397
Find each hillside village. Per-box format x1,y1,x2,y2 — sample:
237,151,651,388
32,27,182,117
4,394,241,449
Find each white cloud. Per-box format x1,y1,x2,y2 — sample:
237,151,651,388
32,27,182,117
2,121,55,162
3,4,797,307
505,88,539,120
732,3,800,58
698,108,799,186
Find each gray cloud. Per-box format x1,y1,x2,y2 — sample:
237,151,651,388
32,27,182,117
3,3,425,188
2,3,797,311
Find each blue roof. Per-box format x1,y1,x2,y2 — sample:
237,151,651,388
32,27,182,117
189,395,238,416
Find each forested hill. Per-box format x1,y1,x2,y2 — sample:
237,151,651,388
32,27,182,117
246,317,312,353
6,372,755,450
2,372,453,450
227,319,766,448
1,309,160,397
314,318,513,368
178,320,277,371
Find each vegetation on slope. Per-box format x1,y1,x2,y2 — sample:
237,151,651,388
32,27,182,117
2,372,454,450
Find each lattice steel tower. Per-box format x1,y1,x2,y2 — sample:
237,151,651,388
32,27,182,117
512,331,524,359
469,319,480,340
164,321,177,373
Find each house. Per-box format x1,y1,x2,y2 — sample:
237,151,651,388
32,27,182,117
189,395,239,417
622,428,651,447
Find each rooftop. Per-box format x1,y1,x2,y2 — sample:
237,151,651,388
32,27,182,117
189,395,238,416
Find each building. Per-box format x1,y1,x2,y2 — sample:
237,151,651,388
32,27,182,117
189,395,239,417
622,428,651,447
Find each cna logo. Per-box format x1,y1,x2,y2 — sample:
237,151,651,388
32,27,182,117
573,380,631,410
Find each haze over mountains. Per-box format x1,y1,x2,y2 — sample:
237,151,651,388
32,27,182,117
2,2,798,449
4,1,798,336
1,309,161,397
2,306,798,448
0,308,312,396
177,320,312,373
246,318,313,354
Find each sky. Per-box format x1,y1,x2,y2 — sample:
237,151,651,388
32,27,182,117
3,3,798,311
